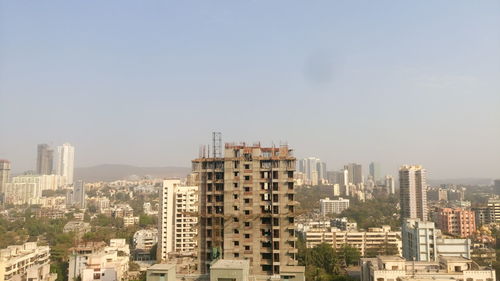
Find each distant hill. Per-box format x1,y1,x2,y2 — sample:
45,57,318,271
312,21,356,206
74,164,191,182
427,178,493,186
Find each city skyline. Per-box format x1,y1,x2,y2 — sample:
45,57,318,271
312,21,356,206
1,1,499,179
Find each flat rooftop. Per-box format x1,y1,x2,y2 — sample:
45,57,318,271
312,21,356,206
211,259,250,270
148,264,176,271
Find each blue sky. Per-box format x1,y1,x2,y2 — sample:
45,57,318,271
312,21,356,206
1,1,499,179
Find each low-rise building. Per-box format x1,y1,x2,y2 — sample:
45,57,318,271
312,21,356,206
0,242,56,281
123,215,139,227
36,208,66,220
63,221,91,238
68,239,129,281
331,217,358,231
133,229,158,250
146,264,176,281
402,219,471,262
302,226,402,256
319,197,350,215
435,207,476,237
41,196,67,209
361,256,495,281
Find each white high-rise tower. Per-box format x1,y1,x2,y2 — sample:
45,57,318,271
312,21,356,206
56,143,75,185
399,165,427,221
157,179,198,262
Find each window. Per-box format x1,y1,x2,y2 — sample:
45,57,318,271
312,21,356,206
244,164,250,169
245,222,250,227
234,241,239,246
244,234,250,239
244,245,250,251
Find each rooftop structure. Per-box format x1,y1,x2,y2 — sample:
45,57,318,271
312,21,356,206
361,255,495,281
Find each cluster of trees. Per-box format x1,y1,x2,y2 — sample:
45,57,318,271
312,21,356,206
340,196,399,229
296,186,335,211
297,241,359,281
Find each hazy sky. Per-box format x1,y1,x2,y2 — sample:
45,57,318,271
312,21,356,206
1,1,499,179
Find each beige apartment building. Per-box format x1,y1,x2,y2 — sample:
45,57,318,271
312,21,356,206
361,256,495,281
303,225,402,256
0,242,56,281
192,141,303,278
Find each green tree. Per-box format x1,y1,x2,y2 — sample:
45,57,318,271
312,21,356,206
337,245,360,266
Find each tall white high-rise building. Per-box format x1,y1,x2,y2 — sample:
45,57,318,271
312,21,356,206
157,179,198,262
399,165,427,221
385,175,395,194
56,143,75,185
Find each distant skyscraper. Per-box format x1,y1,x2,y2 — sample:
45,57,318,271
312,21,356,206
0,160,11,203
345,163,363,184
369,162,381,182
56,143,75,185
300,157,326,185
494,179,500,195
399,165,427,221
318,162,327,183
37,144,54,175
73,180,86,209
385,175,395,194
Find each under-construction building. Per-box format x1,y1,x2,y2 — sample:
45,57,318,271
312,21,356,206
192,138,302,277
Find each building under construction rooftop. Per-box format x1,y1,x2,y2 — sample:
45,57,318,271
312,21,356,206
192,137,303,278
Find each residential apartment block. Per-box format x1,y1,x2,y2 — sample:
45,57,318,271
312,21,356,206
435,207,476,238
302,225,402,256
0,242,56,281
402,219,471,262
68,239,129,281
192,142,303,278
157,179,198,261
319,197,350,216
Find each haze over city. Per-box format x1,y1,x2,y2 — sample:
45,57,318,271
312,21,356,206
1,1,499,179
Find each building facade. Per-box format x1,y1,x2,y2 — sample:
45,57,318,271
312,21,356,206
37,144,54,175
319,197,350,216
302,225,402,256
68,240,129,281
399,165,427,221
0,242,56,281
402,219,470,262
157,180,198,261
0,160,11,203
56,143,75,185
369,162,381,182
192,143,302,276
435,207,476,237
